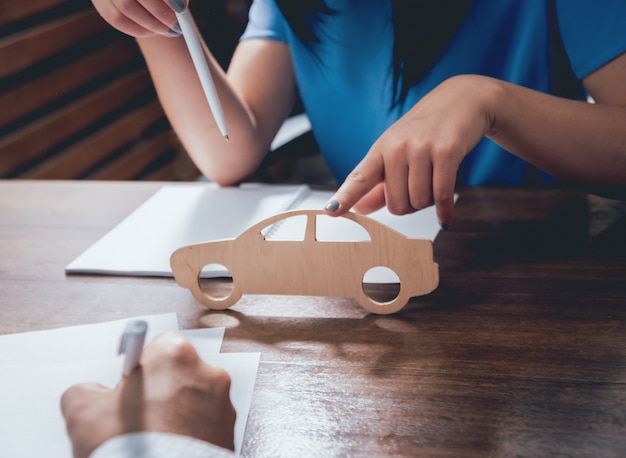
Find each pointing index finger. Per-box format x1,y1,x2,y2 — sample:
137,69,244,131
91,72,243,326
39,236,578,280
324,151,384,216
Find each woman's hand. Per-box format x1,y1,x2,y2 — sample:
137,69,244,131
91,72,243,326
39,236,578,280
325,75,502,228
91,0,186,37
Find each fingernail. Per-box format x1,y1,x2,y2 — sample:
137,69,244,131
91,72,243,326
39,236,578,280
166,28,180,37
325,199,340,212
169,0,185,13
173,22,182,33
440,222,449,231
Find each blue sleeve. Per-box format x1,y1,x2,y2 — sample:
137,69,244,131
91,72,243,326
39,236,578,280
556,0,626,79
239,0,288,42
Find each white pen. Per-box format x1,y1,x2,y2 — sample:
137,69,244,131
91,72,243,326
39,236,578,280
176,8,229,140
118,320,148,377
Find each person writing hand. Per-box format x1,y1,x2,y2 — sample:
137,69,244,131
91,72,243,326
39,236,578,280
61,332,236,458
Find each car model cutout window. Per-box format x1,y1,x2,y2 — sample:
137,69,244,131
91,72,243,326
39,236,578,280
314,214,371,242
262,214,307,241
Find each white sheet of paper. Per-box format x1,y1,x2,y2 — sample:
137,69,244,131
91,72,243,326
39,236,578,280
196,352,261,456
179,327,226,354
0,313,179,365
0,356,122,458
66,184,308,277
270,113,312,150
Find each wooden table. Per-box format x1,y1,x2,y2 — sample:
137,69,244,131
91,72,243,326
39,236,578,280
1,179,625,457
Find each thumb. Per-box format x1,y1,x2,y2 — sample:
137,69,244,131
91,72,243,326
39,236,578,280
60,382,111,419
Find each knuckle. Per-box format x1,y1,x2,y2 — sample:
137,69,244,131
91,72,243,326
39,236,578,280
204,365,232,397
386,201,413,216
60,386,79,414
154,3,174,18
106,8,127,26
154,333,199,365
435,191,454,208
383,137,409,160
114,0,135,13
430,139,461,164
431,142,455,160
213,368,232,392
411,195,433,210
346,170,367,184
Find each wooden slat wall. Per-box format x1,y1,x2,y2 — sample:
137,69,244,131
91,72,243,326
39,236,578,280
0,0,199,180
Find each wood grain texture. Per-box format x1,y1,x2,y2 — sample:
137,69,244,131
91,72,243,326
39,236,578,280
0,39,138,128
22,99,165,178
1,180,625,457
0,70,150,175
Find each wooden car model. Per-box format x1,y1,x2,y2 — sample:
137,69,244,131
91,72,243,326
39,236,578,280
170,209,439,315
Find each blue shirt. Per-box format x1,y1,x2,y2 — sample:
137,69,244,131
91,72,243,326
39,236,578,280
241,0,626,186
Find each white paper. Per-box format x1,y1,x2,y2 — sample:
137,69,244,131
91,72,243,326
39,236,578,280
0,313,179,365
192,352,261,455
179,327,226,354
66,184,307,277
270,113,312,150
0,357,123,458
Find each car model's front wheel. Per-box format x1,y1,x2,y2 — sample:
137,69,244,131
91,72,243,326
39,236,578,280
194,264,242,309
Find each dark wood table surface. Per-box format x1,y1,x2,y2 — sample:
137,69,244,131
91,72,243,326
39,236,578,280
1,179,625,457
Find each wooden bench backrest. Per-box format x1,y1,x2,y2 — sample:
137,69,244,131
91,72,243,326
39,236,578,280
0,0,197,180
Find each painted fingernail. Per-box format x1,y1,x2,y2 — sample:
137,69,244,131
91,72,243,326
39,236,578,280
325,199,340,212
169,0,185,13
440,222,449,231
166,28,180,37
173,22,182,33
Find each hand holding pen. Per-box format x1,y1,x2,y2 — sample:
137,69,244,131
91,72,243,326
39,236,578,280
90,0,229,139
61,330,236,458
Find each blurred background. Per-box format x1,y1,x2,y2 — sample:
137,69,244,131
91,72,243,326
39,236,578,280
0,0,254,182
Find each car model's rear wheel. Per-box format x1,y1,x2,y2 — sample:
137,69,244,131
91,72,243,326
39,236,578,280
356,266,411,315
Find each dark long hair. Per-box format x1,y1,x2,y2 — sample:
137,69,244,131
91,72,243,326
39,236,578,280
275,0,474,107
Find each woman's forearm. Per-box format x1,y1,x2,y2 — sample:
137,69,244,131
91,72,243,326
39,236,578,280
487,78,626,187
136,35,294,184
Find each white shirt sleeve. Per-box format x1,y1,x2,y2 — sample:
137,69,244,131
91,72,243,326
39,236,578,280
89,432,235,458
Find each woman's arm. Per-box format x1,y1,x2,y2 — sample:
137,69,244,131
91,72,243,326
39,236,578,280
137,35,297,184
488,52,626,190
326,52,626,227
92,0,297,184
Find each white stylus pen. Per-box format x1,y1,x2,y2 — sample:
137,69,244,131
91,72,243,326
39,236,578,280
176,8,229,140
118,320,148,377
